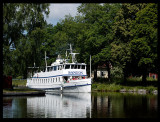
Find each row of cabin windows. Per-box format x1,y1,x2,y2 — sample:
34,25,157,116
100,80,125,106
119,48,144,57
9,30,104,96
47,65,86,72
31,77,61,84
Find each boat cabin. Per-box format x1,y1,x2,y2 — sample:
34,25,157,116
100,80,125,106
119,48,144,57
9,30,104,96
46,63,86,71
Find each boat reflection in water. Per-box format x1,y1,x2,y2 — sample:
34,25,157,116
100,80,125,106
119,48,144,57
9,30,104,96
27,93,91,118
3,92,157,118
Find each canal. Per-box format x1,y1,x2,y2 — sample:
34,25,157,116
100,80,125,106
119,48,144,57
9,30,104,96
3,92,157,118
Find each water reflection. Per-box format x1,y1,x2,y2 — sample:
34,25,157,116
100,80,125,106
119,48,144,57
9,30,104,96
27,93,91,118
3,92,157,118
91,92,158,118
3,97,27,118
3,93,91,118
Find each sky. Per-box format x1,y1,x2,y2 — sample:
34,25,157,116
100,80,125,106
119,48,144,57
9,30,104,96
45,3,81,26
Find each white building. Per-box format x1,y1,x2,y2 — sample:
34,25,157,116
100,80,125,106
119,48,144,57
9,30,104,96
91,64,108,78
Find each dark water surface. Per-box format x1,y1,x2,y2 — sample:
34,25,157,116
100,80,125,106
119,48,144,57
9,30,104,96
3,92,157,118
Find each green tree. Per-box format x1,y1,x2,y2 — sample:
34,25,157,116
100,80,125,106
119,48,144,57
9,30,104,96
77,3,121,81
3,3,50,78
111,3,147,83
130,3,158,84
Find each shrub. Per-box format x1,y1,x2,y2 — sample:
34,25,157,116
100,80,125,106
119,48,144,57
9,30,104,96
110,66,123,79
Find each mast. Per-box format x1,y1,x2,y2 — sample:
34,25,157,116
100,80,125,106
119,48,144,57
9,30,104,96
90,55,91,77
69,44,79,63
70,44,73,53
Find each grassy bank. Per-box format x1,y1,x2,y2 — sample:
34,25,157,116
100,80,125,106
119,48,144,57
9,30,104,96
4,79,44,95
12,79,27,87
92,77,157,94
3,87,45,96
3,88,40,93
92,83,157,93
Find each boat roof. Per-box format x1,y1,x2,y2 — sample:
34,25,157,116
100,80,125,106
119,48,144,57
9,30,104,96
50,63,86,66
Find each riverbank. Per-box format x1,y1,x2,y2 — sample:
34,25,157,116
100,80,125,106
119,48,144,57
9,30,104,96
92,82,157,94
3,87,45,96
10,78,158,95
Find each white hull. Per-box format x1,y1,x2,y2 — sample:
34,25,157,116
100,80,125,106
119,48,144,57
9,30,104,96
27,78,91,93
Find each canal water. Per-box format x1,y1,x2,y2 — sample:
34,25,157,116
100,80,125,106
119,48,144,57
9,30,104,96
3,92,158,118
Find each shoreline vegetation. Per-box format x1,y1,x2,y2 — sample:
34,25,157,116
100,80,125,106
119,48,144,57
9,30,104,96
92,82,157,94
92,77,157,94
3,77,157,96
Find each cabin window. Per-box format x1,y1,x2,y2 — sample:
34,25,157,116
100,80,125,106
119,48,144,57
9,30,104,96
78,65,81,69
65,65,70,69
48,67,52,71
82,65,85,69
53,66,56,71
71,65,75,69
75,65,78,69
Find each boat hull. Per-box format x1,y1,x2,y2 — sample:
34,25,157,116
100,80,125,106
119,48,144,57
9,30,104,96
27,78,92,93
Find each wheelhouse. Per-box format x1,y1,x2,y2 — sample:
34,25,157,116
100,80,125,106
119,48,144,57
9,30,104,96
46,63,86,72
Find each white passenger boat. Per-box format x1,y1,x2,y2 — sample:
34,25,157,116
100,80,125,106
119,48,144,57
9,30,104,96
26,44,92,92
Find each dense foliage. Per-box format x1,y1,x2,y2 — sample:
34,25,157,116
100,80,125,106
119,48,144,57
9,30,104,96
3,3,158,83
